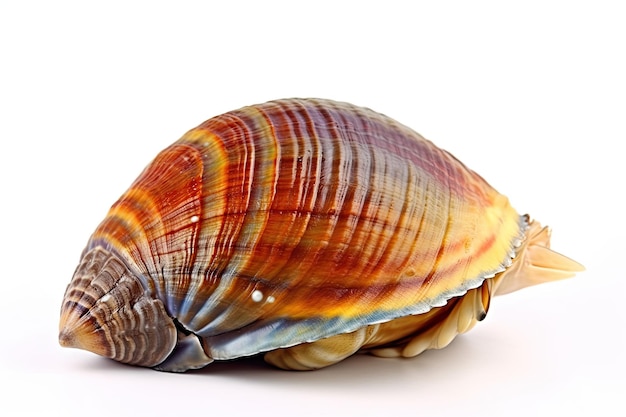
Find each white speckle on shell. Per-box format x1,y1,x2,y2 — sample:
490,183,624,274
100,294,111,303
251,290,263,302
190,215,199,223
267,296,275,303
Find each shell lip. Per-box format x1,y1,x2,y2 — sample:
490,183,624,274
202,215,532,361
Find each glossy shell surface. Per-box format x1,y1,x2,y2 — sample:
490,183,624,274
59,98,581,371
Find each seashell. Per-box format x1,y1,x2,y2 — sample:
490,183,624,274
59,98,584,372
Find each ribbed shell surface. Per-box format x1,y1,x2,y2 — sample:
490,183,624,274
86,98,523,359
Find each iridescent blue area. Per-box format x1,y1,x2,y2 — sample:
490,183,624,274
202,274,492,360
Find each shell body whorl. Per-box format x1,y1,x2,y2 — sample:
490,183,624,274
59,98,582,371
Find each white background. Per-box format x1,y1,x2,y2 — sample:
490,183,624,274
1,1,624,416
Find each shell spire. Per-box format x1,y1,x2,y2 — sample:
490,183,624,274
59,247,178,367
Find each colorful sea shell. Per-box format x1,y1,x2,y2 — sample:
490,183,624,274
59,98,583,371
